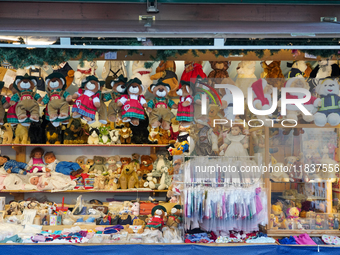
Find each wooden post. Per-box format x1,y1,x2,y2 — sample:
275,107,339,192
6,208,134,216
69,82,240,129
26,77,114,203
12,146,26,163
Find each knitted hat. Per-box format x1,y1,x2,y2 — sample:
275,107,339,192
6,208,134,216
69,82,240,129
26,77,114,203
151,205,167,216
81,75,100,88
150,80,171,92
114,74,128,85
46,72,67,90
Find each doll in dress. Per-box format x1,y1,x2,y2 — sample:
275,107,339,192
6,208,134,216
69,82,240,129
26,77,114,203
176,80,194,128
219,124,249,157
72,75,101,124
27,147,48,173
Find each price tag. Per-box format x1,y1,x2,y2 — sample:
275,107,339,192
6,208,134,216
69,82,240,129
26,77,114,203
104,52,117,60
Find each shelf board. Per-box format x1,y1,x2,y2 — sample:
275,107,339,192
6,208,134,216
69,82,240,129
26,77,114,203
272,123,340,129
1,189,168,193
0,144,168,147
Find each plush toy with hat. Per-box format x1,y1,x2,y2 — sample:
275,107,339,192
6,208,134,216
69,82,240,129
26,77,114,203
52,62,74,89
176,80,194,128
145,205,167,230
10,74,42,123
72,75,101,124
117,77,147,126
147,80,177,131
41,73,72,125
283,77,317,123
167,205,182,228
0,81,10,125
104,74,127,123
150,61,178,97
313,77,340,126
286,61,307,79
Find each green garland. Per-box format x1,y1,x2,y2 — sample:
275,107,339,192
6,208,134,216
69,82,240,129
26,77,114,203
0,37,338,69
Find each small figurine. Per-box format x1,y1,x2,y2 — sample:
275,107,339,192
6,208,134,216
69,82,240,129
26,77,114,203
219,124,249,157
27,147,48,173
145,205,167,230
0,155,29,175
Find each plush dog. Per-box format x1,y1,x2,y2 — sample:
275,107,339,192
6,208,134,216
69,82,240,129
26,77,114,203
1,123,13,144
119,127,132,144
150,61,178,97
45,122,63,144
147,81,177,130
148,126,160,144
28,120,46,144
63,118,83,144
109,129,121,144
13,124,30,144
88,127,100,145
119,162,139,189
117,78,147,126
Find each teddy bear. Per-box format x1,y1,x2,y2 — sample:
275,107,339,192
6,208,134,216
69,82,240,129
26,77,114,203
180,61,206,89
89,156,108,176
109,129,121,144
73,60,98,87
148,126,160,144
41,72,72,125
314,77,340,126
261,61,285,90
208,61,235,88
75,156,87,172
13,123,30,144
72,75,101,124
150,61,178,97
85,158,94,173
167,205,182,228
94,175,107,190
99,126,111,144
120,157,131,166
106,155,120,173
10,74,42,122
119,162,139,189
0,81,10,125
287,61,307,79
63,118,83,144
88,127,100,144
105,173,120,191
51,62,74,89
131,61,153,93
145,205,167,230
1,123,13,144
235,61,257,96
176,80,194,128
282,77,317,123
131,153,140,169
125,217,146,234
158,128,172,144
105,74,127,122
117,78,147,126
147,81,177,132
119,126,132,144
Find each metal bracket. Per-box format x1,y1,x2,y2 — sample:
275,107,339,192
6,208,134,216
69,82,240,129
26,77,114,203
147,0,159,13
60,37,71,46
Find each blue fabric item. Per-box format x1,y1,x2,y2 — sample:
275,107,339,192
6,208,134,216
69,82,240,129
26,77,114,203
257,232,267,237
56,161,81,175
111,225,124,230
311,237,325,245
279,236,297,244
104,229,118,234
85,217,96,223
76,218,84,222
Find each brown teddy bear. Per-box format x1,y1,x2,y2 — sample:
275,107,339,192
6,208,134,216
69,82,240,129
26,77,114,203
105,74,127,122
125,217,146,234
94,175,107,190
261,61,285,90
105,173,120,190
117,78,147,126
120,157,132,166
42,72,72,123
208,61,235,91
150,61,178,97
138,155,154,175
119,127,132,144
10,74,42,122
75,156,87,172
119,162,139,189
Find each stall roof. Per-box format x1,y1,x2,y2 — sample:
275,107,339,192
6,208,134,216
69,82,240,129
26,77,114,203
0,19,339,39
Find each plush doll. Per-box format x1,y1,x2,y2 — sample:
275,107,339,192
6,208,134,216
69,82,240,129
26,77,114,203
105,74,127,122
167,205,182,228
99,126,111,144
192,121,218,156
88,127,100,144
235,61,257,95
131,61,152,93
0,155,29,174
283,77,317,123
180,61,206,88
150,61,178,97
27,147,48,173
10,74,42,122
109,129,121,144
119,126,132,144
315,214,324,229
107,155,120,173
117,78,147,126
13,124,30,144
169,132,190,156
0,81,10,125
102,61,127,88
72,75,101,124
42,73,72,125
63,118,83,144
145,205,167,230
73,60,98,87
176,80,194,128
0,123,13,144
261,61,285,90
147,81,177,131
89,156,108,176
219,124,249,157
119,162,139,189
314,77,340,126
287,61,307,79
51,62,74,89
45,122,63,144
44,152,83,176
24,65,49,92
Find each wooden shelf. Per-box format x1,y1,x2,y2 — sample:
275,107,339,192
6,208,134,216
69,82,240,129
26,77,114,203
267,229,340,237
272,123,340,129
1,189,168,193
1,144,168,147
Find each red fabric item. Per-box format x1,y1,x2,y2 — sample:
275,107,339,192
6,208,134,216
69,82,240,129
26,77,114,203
77,69,93,75
180,63,206,87
285,93,317,104
185,238,193,243
251,79,269,106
